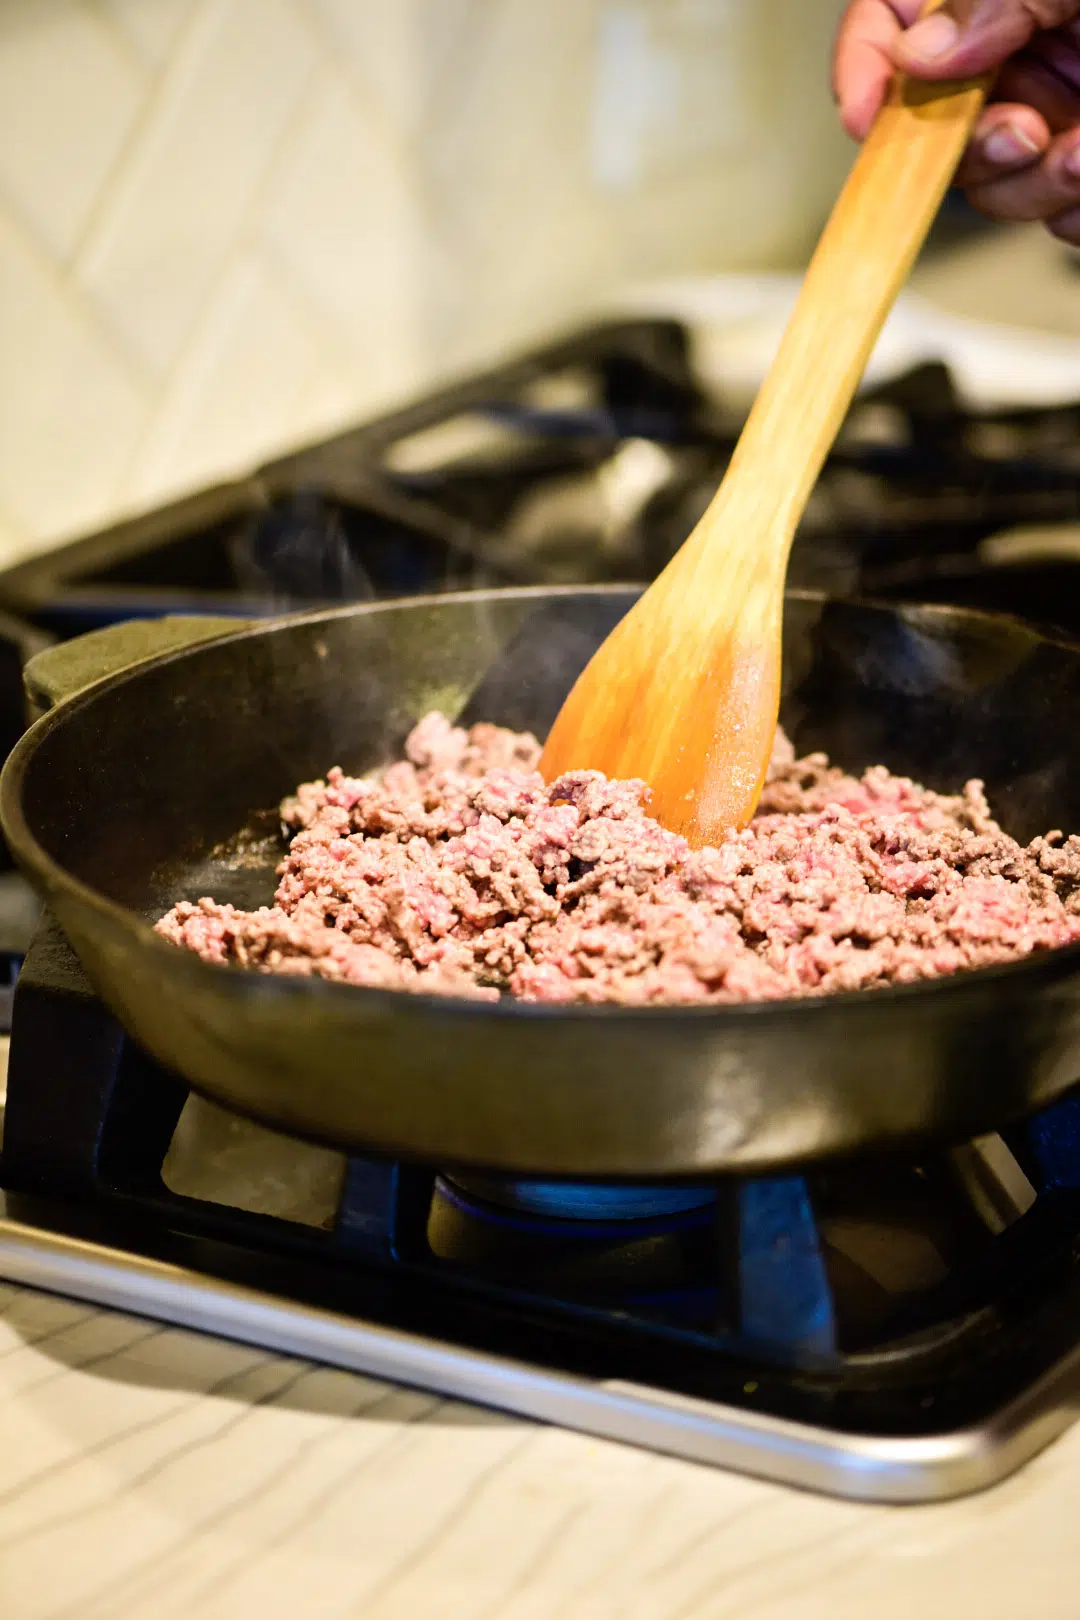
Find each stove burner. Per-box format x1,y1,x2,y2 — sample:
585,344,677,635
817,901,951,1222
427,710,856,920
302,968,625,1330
427,1176,719,1325
439,1173,715,1221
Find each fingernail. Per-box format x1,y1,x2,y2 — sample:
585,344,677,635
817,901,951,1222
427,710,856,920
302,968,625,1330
901,12,960,63
1065,142,1080,178
982,124,1041,166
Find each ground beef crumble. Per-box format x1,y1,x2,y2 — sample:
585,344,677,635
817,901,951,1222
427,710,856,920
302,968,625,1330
155,712,1080,1006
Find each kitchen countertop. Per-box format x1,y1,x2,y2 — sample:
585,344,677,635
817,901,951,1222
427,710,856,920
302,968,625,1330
5,224,1080,1619
2,1280,1080,1620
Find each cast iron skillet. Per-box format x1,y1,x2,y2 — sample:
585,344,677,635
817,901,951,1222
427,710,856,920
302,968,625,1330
4,585,1080,1179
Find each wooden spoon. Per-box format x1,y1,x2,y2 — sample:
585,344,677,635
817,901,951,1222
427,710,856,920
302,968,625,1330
539,4,989,846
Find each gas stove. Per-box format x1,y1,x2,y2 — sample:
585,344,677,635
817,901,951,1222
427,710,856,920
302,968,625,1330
5,317,1080,1505
3,912,1080,1505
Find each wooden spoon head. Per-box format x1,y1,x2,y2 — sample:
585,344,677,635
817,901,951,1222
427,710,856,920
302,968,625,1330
540,7,987,847
538,570,783,846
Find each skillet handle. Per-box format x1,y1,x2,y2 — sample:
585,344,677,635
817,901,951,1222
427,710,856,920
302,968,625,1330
24,615,249,718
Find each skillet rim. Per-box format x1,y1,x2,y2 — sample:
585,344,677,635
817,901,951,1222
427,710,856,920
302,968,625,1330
5,582,1080,1027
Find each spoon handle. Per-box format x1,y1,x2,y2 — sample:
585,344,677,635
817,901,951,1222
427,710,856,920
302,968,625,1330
707,6,989,560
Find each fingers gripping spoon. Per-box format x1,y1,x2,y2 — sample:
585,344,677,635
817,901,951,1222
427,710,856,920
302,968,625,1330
538,6,988,844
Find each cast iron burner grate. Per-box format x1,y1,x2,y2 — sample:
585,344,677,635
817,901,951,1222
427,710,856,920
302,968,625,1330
6,912,1080,1502
3,319,1080,643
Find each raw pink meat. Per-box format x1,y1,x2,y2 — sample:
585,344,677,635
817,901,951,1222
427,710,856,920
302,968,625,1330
155,713,1080,1005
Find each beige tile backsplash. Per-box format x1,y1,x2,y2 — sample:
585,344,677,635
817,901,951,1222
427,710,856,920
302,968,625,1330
0,0,849,563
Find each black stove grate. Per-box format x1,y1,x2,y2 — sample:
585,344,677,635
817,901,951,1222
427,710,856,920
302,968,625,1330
1,319,1080,641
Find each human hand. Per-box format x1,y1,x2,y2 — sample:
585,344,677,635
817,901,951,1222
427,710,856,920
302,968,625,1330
834,2,1080,243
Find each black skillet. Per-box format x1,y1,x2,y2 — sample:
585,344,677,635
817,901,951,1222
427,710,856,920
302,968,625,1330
4,585,1080,1179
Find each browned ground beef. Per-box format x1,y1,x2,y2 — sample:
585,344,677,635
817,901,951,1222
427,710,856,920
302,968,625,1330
155,712,1080,1005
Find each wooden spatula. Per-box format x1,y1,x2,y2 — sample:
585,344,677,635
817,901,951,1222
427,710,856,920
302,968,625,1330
539,4,989,846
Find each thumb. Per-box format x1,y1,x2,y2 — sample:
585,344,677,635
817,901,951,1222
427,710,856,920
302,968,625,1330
894,0,1072,79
